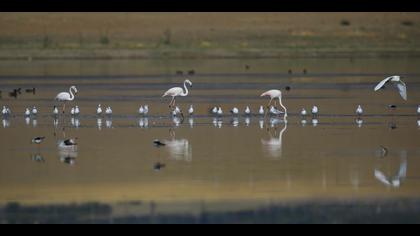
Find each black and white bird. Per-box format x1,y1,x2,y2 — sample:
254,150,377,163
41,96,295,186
53,106,59,116
153,139,166,147
32,136,46,144
244,106,251,116
374,75,407,100
96,104,103,116
188,105,194,116
356,105,363,117
59,138,78,147
31,106,38,116
230,107,239,115
311,106,319,117
300,108,308,118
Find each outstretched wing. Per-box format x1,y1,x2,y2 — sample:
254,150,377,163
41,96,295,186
397,81,407,100
374,169,391,186
374,76,393,91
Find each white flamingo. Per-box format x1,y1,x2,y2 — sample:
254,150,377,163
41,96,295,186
55,86,78,114
162,79,193,108
260,89,287,118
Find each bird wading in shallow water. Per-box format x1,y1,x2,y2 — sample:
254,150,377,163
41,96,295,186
55,86,78,114
260,89,287,119
162,79,193,109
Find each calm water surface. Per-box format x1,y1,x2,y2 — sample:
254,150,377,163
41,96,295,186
1,58,420,223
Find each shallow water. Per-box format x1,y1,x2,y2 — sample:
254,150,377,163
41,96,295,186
1,58,420,223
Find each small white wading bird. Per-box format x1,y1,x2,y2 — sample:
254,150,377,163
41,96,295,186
55,86,78,114
2,106,9,116
139,106,145,115
97,104,103,116
217,107,223,116
74,106,80,116
417,105,420,116
301,108,308,117
211,107,218,115
259,106,265,116
24,108,31,117
105,107,113,116
356,105,363,117
231,107,239,115
188,105,194,116
269,106,283,115
312,106,319,117
143,105,149,116
260,89,287,118
70,107,75,116
53,106,59,116
374,75,407,100
172,106,182,117
245,106,251,116
162,79,193,108
31,106,38,116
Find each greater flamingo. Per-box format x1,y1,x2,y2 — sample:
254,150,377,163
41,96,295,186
162,79,193,108
260,89,287,118
55,86,78,114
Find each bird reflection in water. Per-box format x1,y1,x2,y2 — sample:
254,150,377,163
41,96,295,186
231,117,239,127
71,118,80,129
97,118,102,131
105,118,112,129
261,118,287,159
355,118,363,128
188,118,194,128
2,118,10,128
25,117,30,126
139,118,149,128
374,150,407,188
31,153,45,163
32,119,38,128
213,117,223,129
58,138,78,166
162,128,192,162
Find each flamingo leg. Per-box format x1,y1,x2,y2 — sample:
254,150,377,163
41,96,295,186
169,97,175,108
264,98,273,120
62,102,66,114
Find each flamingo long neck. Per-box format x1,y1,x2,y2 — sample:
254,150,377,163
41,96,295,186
69,87,75,101
181,81,189,96
278,96,287,119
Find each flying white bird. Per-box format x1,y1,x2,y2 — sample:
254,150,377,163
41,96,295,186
162,79,193,108
374,75,407,100
55,86,78,114
356,105,363,116
260,89,287,118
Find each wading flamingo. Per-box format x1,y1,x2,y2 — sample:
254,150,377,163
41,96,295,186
260,89,287,118
163,80,193,108
55,86,78,114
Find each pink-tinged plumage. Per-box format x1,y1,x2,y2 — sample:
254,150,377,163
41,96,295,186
260,89,288,119
163,80,193,108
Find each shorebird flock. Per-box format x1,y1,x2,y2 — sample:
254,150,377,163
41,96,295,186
0,75,417,126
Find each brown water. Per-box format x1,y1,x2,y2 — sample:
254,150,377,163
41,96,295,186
1,58,420,223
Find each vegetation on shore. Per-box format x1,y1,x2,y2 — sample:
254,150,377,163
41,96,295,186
0,13,419,59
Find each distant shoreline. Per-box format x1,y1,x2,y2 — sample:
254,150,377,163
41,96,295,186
1,48,420,60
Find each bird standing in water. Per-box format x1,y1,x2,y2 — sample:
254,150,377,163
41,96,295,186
162,79,193,108
260,89,287,118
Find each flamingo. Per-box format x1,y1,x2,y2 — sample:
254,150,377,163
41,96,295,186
55,86,78,114
162,79,193,108
374,75,407,100
260,89,287,118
